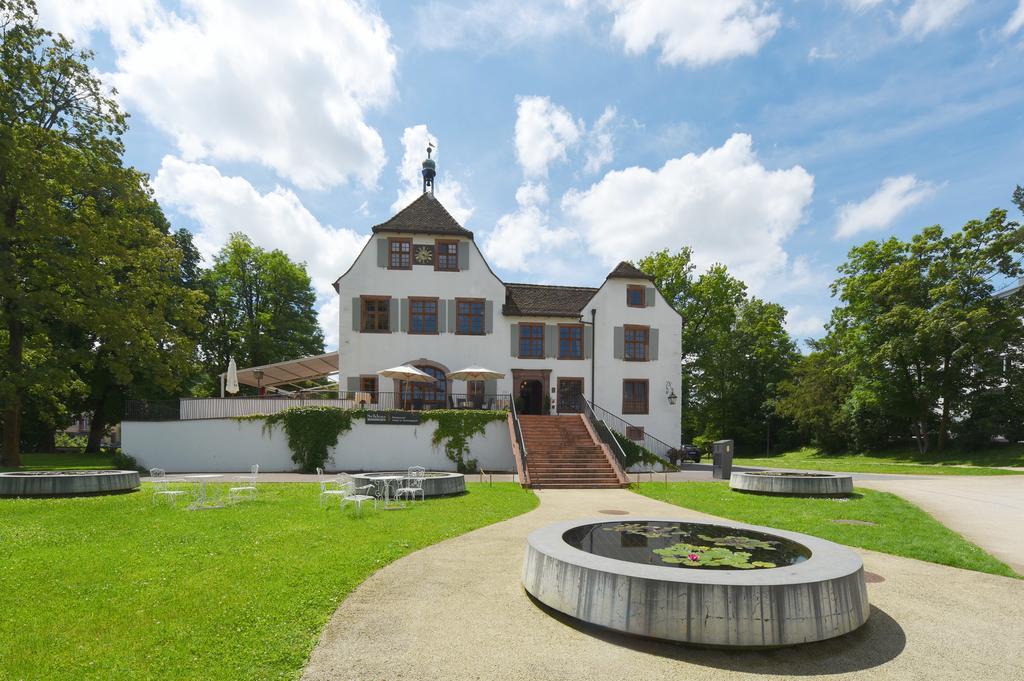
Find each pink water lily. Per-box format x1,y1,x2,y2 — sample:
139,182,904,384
688,553,700,561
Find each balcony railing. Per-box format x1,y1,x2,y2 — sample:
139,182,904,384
124,392,512,421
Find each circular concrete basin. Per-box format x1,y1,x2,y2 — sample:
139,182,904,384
730,471,854,496
522,517,869,648
350,471,465,497
0,470,140,497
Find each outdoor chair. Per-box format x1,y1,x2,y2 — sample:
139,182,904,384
317,467,347,508
396,466,426,503
150,468,188,506
228,464,259,503
337,474,376,515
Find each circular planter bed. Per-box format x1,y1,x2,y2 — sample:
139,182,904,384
350,471,465,497
522,518,869,648
0,470,140,497
730,471,854,497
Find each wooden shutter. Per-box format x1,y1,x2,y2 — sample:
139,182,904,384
438,300,447,333
649,328,659,360
583,325,593,359
377,239,388,267
458,242,470,270
484,379,497,396
613,326,624,359
510,323,519,356
485,301,494,334
400,298,409,332
447,299,457,333
346,376,359,394
351,297,360,332
389,299,399,333
645,286,656,307
544,325,557,358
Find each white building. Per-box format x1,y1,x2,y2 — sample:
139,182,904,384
333,156,682,450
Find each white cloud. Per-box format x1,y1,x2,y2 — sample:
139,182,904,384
36,0,157,45
808,45,838,61
152,156,369,348
391,125,474,226
414,0,585,50
514,96,584,178
481,182,575,272
835,174,938,239
603,0,781,67
1004,1,1024,36
584,106,617,174
842,0,886,11
900,0,969,38
562,133,814,287
72,0,397,190
785,305,827,338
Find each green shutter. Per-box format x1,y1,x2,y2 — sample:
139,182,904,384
346,376,359,395
458,242,469,270
377,239,388,267
438,300,447,333
351,297,360,332
485,301,494,334
389,299,399,333
649,328,659,360
645,286,655,307
613,326,624,359
583,326,593,359
544,325,557,358
400,298,409,332
510,323,519,356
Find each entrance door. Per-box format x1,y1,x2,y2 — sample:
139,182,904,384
557,378,584,413
518,380,544,415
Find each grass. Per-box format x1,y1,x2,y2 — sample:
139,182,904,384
634,481,1019,579
1,451,119,471
732,445,1024,476
0,482,538,680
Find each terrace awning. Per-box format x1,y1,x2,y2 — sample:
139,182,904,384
221,352,339,389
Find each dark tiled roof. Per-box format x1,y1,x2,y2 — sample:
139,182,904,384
371,193,473,238
503,283,598,317
606,261,653,281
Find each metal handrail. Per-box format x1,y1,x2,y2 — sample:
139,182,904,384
581,399,629,472
584,398,679,470
509,395,529,471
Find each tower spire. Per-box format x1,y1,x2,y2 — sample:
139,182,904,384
421,143,436,195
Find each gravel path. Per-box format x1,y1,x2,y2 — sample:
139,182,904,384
302,487,1024,681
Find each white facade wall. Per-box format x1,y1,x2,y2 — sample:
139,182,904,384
122,418,514,473
336,230,683,447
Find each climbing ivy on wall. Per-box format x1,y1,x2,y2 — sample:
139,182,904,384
612,431,676,470
259,406,355,473
420,410,508,473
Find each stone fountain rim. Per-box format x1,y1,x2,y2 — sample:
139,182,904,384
0,470,139,477
527,517,863,587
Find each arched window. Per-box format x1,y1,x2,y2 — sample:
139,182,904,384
400,365,448,409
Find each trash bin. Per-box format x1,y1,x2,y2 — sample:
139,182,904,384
712,439,734,480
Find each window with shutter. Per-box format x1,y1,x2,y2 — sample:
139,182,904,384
455,298,485,335
388,238,412,269
518,324,544,358
624,325,649,361
435,240,459,271
626,285,645,307
360,296,391,332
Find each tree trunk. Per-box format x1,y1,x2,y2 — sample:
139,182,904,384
937,354,952,452
85,391,110,453
2,317,25,467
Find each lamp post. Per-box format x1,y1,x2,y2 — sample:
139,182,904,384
253,368,264,395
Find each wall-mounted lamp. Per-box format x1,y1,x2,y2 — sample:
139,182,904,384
665,381,678,405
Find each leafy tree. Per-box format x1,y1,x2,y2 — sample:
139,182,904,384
198,233,324,393
638,249,798,454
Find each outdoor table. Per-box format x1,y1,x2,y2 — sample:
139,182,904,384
182,474,225,510
373,475,408,510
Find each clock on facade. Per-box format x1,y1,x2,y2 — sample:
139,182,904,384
415,245,434,265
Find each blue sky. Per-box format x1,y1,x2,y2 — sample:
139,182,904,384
37,0,1024,347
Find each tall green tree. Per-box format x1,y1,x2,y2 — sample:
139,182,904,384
808,207,1024,453
638,248,798,453
199,233,324,393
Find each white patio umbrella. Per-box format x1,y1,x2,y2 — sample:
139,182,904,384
445,366,506,381
225,357,240,395
376,364,437,382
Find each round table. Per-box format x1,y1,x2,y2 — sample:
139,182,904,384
182,474,224,510
373,475,409,510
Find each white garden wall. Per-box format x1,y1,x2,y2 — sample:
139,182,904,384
122,418,514,473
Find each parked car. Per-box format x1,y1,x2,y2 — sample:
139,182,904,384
679,444,702,463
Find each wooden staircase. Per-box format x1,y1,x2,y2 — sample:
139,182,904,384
519,415,627,489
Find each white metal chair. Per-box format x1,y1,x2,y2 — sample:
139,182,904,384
317,467,347,508
396,466,426,503
337,474,376,515
150,468,188,506
228,464,259,504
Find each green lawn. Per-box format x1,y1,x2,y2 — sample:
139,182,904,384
0,451,118,471
732,445,1024,476
634,481,1019,579
0,482,538,679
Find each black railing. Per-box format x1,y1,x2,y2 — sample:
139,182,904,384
586,399,678,470
581,399,629,474
509,393,528,479
124,393,511,421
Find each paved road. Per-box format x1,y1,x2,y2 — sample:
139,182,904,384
302,488,1024,681
856,475,1024,574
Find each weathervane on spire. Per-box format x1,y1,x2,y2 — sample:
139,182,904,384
422,142,436,195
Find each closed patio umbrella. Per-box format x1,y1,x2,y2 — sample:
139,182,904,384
225,358,240,395
445,366,505,381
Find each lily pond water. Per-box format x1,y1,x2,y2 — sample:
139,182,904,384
562,521,812,570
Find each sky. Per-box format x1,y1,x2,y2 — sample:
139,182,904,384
35,0,1024,349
